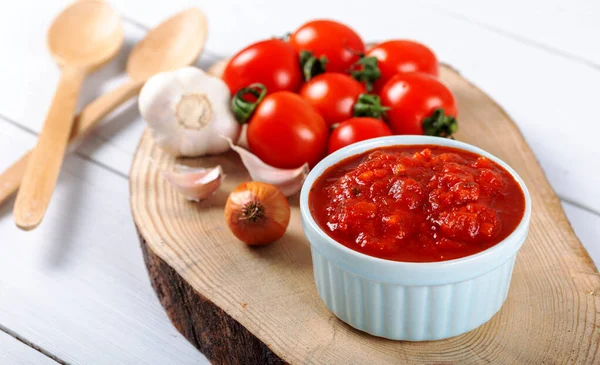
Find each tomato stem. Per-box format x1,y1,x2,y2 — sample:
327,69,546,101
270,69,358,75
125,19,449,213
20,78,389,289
299,50,328,82
422,108,458,138
279,32,291,42
231,83,267,124
353,93,390,120
351,56,381,92
344,43,365,58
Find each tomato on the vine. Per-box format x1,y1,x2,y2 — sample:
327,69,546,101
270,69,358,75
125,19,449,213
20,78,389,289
354,40,438,92
379,73,457,136
232,85,328,169
328,117,392,154
299,73,390,127
222,39,302,95
299,73,364,127
290,20,364,75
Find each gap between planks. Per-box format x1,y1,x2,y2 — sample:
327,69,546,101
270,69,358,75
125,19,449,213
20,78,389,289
0,99,129,181
122,4,600,75
0,322,67,365
561,197,600,219
414,2,600,73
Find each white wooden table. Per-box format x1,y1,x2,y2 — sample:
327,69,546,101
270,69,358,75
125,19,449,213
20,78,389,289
1,1,598,363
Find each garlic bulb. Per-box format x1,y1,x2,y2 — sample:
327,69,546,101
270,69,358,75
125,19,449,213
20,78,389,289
139,67,241,157
224,137,309,197
162,165,224,202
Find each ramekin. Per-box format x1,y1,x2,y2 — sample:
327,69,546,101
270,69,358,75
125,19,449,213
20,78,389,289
300,136,531,341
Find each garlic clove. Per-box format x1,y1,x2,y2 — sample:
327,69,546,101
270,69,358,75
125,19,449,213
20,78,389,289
223,137,309,197
161,165,224,202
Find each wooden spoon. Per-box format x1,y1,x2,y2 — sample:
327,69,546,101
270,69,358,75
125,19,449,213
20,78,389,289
13,1,123,230
3,8,207,214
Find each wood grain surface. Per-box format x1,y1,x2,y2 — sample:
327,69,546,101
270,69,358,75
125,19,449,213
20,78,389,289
130,64,600,364
139,230,284,364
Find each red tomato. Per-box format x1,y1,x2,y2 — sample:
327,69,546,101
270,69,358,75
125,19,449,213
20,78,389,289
290,20,364,73
222,39,302,95
328,117,392,154
380,73,457,136
247,92,328,168
364,40,438,92
299,73,365,127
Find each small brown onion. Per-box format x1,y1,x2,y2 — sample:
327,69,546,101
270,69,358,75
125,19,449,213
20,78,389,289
224,181,291,246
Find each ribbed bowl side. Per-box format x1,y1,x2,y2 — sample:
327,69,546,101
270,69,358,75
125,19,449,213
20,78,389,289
311,247,517,341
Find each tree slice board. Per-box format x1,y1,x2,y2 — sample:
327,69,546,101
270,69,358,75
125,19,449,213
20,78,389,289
130,63,600,364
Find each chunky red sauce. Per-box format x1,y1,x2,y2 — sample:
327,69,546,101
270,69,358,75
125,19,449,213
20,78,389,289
309,145,526,262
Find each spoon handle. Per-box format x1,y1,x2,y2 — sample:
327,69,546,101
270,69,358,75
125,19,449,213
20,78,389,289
14,66,87,230
0,79,144,208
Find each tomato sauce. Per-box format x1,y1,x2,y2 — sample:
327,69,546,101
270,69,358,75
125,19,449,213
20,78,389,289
309,145,526,262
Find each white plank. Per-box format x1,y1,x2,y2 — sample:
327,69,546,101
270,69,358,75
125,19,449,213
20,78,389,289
0,120,208,364
563,202,600,270
419,0,600,68
0,331,58,365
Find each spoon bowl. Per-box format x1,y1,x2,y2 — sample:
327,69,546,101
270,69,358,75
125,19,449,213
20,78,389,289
47,0,124,69
127,8,207,81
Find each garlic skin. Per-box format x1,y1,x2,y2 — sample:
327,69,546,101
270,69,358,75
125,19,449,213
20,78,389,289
224,137,309,197
139,67,240,157
162,165,224,202
237,124,249,149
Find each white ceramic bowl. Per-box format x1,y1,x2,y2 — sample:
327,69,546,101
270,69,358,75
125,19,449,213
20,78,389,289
300,136,531,341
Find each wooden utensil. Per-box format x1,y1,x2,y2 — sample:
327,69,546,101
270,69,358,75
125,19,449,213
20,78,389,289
1,8,207,209
13,1,123,230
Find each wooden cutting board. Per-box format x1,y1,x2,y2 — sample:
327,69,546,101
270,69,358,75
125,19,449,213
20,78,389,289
130,62,600,364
